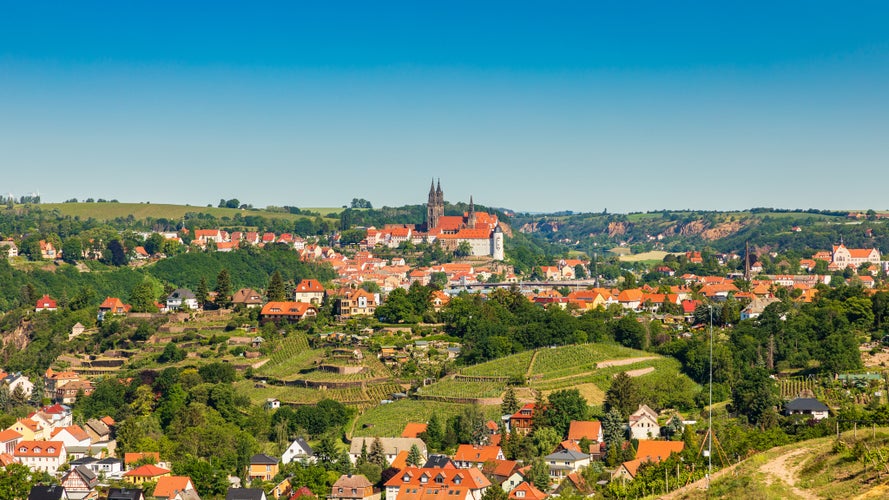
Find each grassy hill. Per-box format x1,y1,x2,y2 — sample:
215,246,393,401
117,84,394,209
669,428,889,500
37,202,342,222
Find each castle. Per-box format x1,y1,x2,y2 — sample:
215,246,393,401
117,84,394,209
365,180,504,260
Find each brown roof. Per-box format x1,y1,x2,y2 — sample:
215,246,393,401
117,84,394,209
333,474,373,489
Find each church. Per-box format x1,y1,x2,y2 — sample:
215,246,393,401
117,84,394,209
423,179,504,260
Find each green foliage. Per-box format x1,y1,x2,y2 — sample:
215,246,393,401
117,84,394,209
545,389,588,438
605,372,640,420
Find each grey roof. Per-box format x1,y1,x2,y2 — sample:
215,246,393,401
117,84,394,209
169,288,196,300
27,485,67,500
544,449,589,461
70,464,98,483
226,488,266,500
70,457,99,466
107,489,145,500
786,397,830,412
423,454,455,469
295,437,314,456
85,418,110,436
249,453,279,465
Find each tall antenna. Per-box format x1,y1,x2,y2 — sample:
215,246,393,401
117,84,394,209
707,304,714,488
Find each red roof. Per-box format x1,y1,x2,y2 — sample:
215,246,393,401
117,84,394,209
509,482,547,500
295,279,325,293
36,294,57,309
454,444,502,463
0,429,22,442
635,440,685,462
124,464,171,477
401,422,428,438
125,451,160,465
261,301,317,318
15,441,64,458
154,476,194,498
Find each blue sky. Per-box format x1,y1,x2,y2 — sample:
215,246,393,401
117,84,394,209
1,2,888,213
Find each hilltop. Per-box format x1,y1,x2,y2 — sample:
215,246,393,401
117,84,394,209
37,202,342,222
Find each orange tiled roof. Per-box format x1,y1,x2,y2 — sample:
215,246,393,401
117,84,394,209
635,440,685,462
125,452,160,465
567,420,601,442
390,450,410,470
401,422,428,438
51,425,90,442
508,482,547,500
0,429,22,442
261,301,316,317
124,464,171,477
15,440,64,458
154,476,193,498
454,444,501,463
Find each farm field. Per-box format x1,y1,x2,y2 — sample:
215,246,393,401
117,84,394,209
38,202,337,222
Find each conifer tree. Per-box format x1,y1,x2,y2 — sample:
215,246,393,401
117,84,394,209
267,271,286,302
215,269,232,308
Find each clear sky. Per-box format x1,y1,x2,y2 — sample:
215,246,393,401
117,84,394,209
1,2,887,213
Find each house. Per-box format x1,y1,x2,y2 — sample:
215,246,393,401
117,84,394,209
0,429,22,454
124,452,160,469
56,380,94,404
0,240,18,258
107,489,145,500
500,466,529,493
740,297,781,321
348,438,427,465
154,476,197,500
3,372,34,398
484,460,518,489
330,474,380,500
60,465,98,500
831,244,881,269
293,279,325,305
543,449,590,480
282,437,315,464
225,489,267,500
247,454,279,481
123,464,171,485
628,405,660,440
98,297,131,318
15,440,67,474
335,289,379,319
27,485,70,500
44,369,79,397
509,404,535,435
51,425,92,448
10,418,48,441
567,420,603,450
265,398,280,410
166,289,199,311
384,466,491,500
259,301,317,323
36,294,58,312
70,322,86,339
84,418,112,443
232,288,264,309
40,240,58,260
635,440,685,462
270,478,291,500
785,398,830,421
507,482,547,500
453,444,504,469
612,459,645,481
70,456,123,476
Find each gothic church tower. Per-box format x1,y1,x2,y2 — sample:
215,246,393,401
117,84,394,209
426,179,444,230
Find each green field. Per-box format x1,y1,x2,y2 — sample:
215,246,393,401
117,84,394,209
460,350,534,378
37,202,342,222
530,343,645,379
416,379,505,399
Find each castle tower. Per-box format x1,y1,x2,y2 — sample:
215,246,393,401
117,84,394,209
492,224,504,261
426,179,444,230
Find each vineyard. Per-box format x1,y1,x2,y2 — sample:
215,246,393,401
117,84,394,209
460,350,535,378
778,377,821,399
352,399,502,438
254,333,321,379
531,343,644,379
417,378,506,399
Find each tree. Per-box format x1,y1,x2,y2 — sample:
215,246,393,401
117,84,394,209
545,389,588,437
130,280,159,313
574,264,587,279
195,277,209,309
144,233,165,255
604,372,640,420
215,269,232,309
159,342,186,363
420,413,444,451
61,237,83,264
731,367,780,427
105,239,128,266
529,458,549,490
501,387,520,415
0,462,33,499
407,444,423,467
369,437,388,469
267,271,286,302
602,408,625,467
531,426,561,456
455,241,473,257
480,483,508,500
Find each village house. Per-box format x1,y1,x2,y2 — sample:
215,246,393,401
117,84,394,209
543,449,589,480
36,294,58,312
453,444,504,469
509,404,535,435
508,482,547,500
831,244,881,269
154,476,198,500
628,405,660,440
166,289,199,311
293,279,326,304
785,397,830,421
0,429,22,454
282,437,315,464
335,289,379,319
107,488,146,500
384,465,491,500
259,301,317,323
26,485,70,500
15,440,67,474
330,474,380,500
124,464,171,485
0,240,18,258
232,288,264,309
60,465,98,500
3,372,34,398
225,488,266,500
98,297,131,319
247,454,279,482
9,417,48,441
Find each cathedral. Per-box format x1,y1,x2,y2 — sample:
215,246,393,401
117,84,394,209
424,179,504,260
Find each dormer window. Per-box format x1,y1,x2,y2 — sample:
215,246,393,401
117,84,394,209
516,491,525,498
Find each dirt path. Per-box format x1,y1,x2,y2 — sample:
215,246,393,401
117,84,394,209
597,356,659,368
624,366,655,377
526,350,540,377
758,447,818,499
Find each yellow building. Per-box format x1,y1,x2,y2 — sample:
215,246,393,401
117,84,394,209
123,464,171,485
248,453,279,482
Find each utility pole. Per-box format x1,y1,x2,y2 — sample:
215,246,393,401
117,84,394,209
707,304,713,489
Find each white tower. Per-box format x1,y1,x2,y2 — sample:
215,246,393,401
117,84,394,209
492,225,504,261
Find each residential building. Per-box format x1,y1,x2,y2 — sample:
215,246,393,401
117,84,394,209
401,423,427,439
628,405,660,440
384,465,491,500
543,449,589,480
232,288,264,309
453,444,504,469
634,440,685,462
831,244,881,269
98,297,131,320
107,489,145,500
259,301,317,323
0,429,22,454
123,464,171,485
10,418,47,441
785,398,830,421
15,440,67,474
0,240,18,258
26,485,69,500
56,380,94,404
509,404,535,435
566,420,603,450
154,476,197,500
247,454,279,481
51,425,92,449
60,465,98,500
330,474,380,500
507,482,547,500
225,488,267,500
335,289,379,319
166,289,199,311
36,294,58,312
293,279,325,304
84,418,112,443
3,372,34,398
282,437,315,464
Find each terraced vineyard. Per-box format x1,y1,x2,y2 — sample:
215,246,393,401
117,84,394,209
353,399,502,437
417,379,505,399
531,343,645,380
255,333,322,379
460,350,534,378
366,383,405,402
532,357,675,392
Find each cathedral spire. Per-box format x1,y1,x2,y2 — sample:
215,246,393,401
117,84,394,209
429,178,436,196
436,179,442,195
469,196,475,213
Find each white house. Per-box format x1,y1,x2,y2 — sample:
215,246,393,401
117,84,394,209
15,440,67,474
785,398,830,421
166,289,199,311
543,449,590,480
628,405,660,440
282,437,315,464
